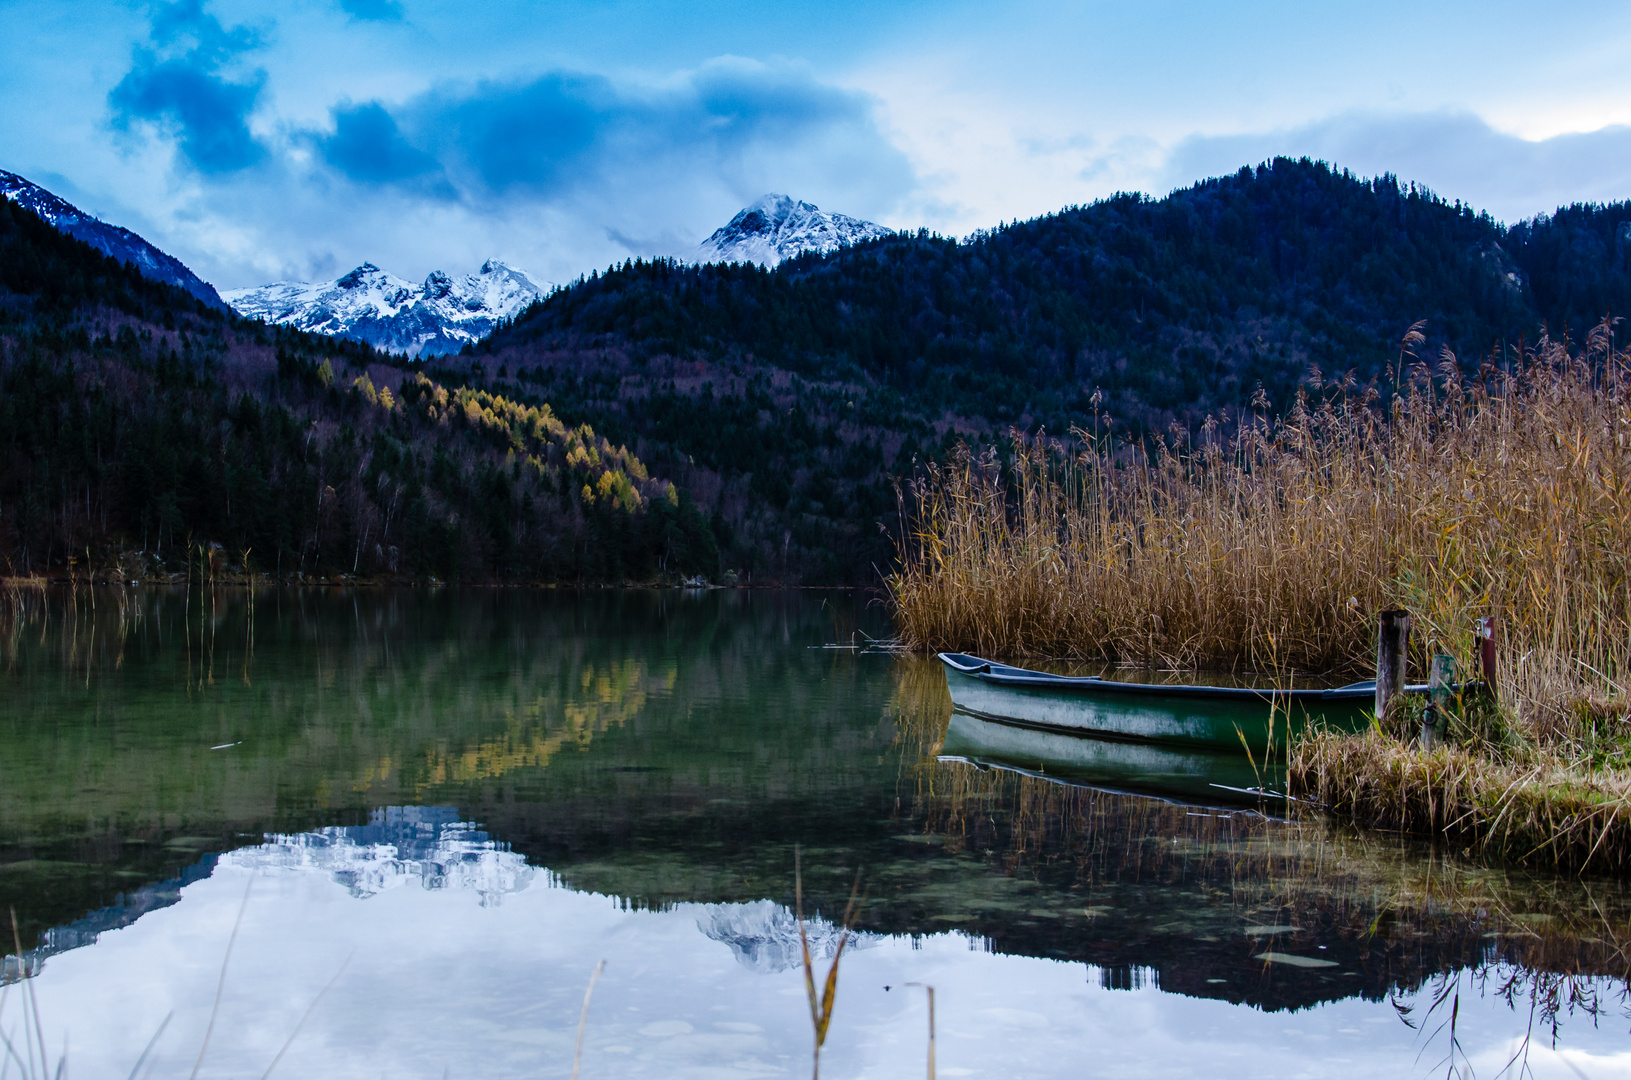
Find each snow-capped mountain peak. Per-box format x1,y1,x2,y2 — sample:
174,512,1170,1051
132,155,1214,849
0,168,225,308
223,258,551,357
683,194,891,267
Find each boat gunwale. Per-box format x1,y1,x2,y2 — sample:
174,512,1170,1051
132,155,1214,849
937,652,1433,702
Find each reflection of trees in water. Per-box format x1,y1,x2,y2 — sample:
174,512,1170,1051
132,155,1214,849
1,584,893,843
1,586,898,952
1,587,685,821
887,654,1631,1016
411,657,667,793
1399,965,1631,1077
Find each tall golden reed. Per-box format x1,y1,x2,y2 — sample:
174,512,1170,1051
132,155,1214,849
889,326,1631,865
891,326,1630,733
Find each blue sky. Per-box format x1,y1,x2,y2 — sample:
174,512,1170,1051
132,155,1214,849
6,0,1631,291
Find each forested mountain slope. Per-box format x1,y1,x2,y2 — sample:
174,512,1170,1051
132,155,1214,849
10,156,1631,586
0,197,715,583
1,169,226,310
461,157,1631,584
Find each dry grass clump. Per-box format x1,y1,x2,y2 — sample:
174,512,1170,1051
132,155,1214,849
891,405,1385,674
889,324,1631,866
1293,729,1631,870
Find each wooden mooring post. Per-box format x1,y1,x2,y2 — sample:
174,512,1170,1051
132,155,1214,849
1476,614,1499,694
1376,609,1411,723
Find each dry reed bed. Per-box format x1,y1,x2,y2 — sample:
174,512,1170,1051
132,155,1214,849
1293,730,1631,871
889,327,1631,868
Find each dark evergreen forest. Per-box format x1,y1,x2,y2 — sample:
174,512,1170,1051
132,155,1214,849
488,159,1631,426
0,197,717,583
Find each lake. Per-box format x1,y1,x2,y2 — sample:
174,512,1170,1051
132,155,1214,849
2,587,1628,1078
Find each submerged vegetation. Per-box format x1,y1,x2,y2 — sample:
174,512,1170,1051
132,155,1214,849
891,327,1631,868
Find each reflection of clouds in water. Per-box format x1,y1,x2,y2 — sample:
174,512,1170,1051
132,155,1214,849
219,806,533,906
6,807,532,984
696,898,883,973
2,857,218,985
14,833,1631,1080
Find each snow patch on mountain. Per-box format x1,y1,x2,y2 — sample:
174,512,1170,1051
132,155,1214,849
0,168,226,309
224,259,551,357
683,194,892,267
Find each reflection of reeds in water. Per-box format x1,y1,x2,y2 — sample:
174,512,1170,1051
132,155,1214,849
1,579,152,678
887,657,1631,991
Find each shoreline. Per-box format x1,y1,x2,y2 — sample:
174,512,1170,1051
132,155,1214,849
3,573,876,591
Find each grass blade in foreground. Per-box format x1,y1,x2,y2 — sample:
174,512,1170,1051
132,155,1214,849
795,849,861,1080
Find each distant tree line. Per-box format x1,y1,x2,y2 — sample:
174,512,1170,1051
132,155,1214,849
485,158,1631,431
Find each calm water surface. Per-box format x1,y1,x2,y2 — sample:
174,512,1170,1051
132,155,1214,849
2,588,1629,1078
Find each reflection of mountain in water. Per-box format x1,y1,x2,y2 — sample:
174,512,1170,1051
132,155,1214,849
221,806,533,906
4,808,532,983
696,899,882,973
2,857,220,985
10,800,879,985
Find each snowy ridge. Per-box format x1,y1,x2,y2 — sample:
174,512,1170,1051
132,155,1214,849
224,259,551,357
0,168,225,309
682,194,892,267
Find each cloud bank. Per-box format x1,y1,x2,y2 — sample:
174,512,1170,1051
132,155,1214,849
4,0,1622,293
312,58,916,217
97,3,916,288
108,0,267,175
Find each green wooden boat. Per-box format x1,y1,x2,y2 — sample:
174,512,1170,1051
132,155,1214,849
939,652,1424,750
938,711,1271,807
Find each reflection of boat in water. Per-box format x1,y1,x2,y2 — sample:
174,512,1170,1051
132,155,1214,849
939,652,1401,749
938,711,1273,806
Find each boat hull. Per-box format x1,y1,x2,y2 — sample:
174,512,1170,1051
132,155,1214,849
938,711,1267,807
941,653,1375,750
